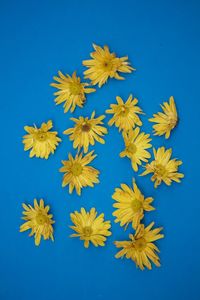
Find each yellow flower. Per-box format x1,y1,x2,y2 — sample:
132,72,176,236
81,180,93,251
106,95,143,132
82,44,134,87
51,71,95,113
22,120,61,159
59,151,99,195
70,207,111,248
120,127,152,171
112,180,155,229
63,111,107,153
19,199,55,246
141,147,184,188
115,222,164,270
149,96,178,139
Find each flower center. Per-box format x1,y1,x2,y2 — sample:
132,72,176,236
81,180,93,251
82,122,91,132
35,212,48,225
71,162,83,176
83,226,92,236
69,82,82,95
154,163,166,177
126,143,137,154
120,105,129,116
36,131,47,142
168,116,177,129
134,238,146,251
131,199,142,212
102,60,113,71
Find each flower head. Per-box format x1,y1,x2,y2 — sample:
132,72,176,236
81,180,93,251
22,120,61,159
51,71,95,113
141,147,184,188
106,95,143,132
82,44,134,87
149,96,178,139
70,207,111,248
112,180,155,229
19,199,55,246
115,222,164,270
63,111,107,153
120,127,152,171
59,151,99,195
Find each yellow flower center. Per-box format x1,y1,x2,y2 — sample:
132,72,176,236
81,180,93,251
36,130,47,142
126,143,137,154
168,116,177,129
102,60,113,71
154,163,166,177
120,105,129,116
82,122,91,132
71,162,83,176
131,199,142,212
134,238,146,251
36,212,48,225
83,226,92,236
69,82,82,95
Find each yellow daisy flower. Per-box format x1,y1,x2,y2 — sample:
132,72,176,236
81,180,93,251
70,207,111,248
141,147,184,188
149,96,178,139
82,44,134,87
120,127,152,171
115,222,164,270
51,71,95,113
22,120,61,159
112,180,155,229
106,95,143,132
19,199,55,246
59,151,99,195
63,111,107,153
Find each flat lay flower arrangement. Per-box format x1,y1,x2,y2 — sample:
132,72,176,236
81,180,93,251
20,43,184,271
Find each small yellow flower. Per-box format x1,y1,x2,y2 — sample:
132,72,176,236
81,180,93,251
120,127,152,171
22,120,61,159
141,147,184,188
59,151,99,195
106,95,143,132
51,71,95,113
70,207,111,248
63,111,107,153
19,199,55,246
82,44,134,87
115,222,164,270
112,180,155,229
149,96,178,138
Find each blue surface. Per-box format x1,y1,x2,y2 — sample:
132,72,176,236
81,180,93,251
0,0,200,299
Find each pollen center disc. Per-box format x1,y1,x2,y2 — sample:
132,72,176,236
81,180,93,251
83,226,93,236
71,162,83,176
82,123,91,132
131,199,142,212
36,213,48,225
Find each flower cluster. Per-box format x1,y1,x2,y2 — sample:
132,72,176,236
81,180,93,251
20,44,184,270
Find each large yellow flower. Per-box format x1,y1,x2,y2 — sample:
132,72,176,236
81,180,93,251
115,222,164,270
120,127,152,171
70,207,111,248
112,180,154,229
141,147,184,188
51,71,95,113
149,96,178,139
82,44,134,87
22,120,61,159
19,199,55,246
59,151,99,195
106,95,143,132
63,111,107,153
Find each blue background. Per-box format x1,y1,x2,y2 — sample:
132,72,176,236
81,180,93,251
0,0,199,299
